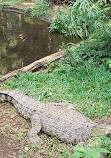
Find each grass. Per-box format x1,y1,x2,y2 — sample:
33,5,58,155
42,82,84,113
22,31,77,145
2,62,111,120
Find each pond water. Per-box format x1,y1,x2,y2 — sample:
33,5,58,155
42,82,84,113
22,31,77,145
0,11,72,75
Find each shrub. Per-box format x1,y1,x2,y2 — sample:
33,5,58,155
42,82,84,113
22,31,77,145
50,0,110,39
64,17,111,66
26,0,50,17
65,38,111,66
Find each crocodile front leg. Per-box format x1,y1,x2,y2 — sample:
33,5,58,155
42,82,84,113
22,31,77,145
29,113,43,146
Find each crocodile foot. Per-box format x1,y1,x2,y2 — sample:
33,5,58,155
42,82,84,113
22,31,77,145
29,135,43,146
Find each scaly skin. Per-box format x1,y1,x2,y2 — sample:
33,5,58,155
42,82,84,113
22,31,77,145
0,90,98,146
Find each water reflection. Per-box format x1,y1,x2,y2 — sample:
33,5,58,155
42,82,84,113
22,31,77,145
0,11,71,75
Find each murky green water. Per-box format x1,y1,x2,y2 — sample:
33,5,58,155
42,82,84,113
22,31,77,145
0,11,71,75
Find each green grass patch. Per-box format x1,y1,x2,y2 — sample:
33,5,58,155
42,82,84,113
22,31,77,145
4,63,111,120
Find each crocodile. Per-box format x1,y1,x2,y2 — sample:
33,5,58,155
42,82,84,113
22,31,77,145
0,90,110,146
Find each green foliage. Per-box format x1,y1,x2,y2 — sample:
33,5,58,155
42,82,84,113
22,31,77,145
100,135,111,149
71,144,110,158
65,38,111,66
27,0,50,17
99,135,111,157
50,0,110,39
0,1,12,10
97,0,111,6
64,14,111,66
107,59,111,69
50,0,111,68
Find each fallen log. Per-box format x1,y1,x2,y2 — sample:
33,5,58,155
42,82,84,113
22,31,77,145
0,51,65,83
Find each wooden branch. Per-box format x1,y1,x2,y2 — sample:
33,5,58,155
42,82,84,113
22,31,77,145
0,51,65,83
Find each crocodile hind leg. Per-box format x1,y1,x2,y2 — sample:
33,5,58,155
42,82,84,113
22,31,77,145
29,113,43,146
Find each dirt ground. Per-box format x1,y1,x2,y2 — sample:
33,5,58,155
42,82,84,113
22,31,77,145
0,103,74,158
